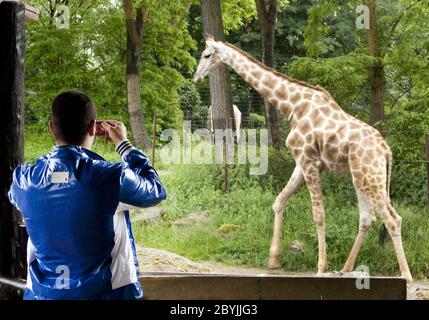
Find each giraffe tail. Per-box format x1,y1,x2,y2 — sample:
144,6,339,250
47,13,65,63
378,150,393,246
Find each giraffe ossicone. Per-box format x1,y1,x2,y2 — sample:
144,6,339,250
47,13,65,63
193,34,412,282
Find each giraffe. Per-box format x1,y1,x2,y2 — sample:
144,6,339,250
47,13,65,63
193,34,412,282
208,104,242,141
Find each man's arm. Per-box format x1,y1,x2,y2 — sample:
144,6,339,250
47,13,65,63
102,121,166,208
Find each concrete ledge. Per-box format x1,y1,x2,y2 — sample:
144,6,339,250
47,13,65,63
140,272,407,300
0,277,25,300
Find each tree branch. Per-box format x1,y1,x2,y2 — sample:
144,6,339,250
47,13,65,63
122,0,140,49
387,89,409,108
40,3,50,15
385,1,419,46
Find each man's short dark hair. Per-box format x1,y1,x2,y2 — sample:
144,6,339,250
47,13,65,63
51,91,97,145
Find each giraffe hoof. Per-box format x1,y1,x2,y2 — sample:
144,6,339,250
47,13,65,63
267,258,281,270
317,264,328,274
341,267,353,273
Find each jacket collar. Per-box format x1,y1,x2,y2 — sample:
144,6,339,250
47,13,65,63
50,145,105,161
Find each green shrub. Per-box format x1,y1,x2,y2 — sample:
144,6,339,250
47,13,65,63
384,108,429,206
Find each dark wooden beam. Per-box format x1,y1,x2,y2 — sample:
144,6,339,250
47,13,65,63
140,273,407,300
0,273,408,300
0,1,26,278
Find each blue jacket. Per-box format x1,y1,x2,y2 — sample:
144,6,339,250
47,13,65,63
8,144,166,300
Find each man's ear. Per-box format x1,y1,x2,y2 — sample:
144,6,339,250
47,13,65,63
48,120,54,134
89,120,96,137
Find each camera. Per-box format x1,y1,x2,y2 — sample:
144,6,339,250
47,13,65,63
95,121,107,136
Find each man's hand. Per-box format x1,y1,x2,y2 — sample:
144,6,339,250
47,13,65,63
101,120,127,146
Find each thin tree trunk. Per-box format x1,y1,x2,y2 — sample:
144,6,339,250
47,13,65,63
123,0,151,150
127,74,150,149
365,0,387,243
200,0,234,130
256,0,282,148
365,0,385,124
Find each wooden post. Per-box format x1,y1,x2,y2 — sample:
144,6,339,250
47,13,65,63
152,114,157,168
425,133,429,211
223,118,229,193
0,1,26,278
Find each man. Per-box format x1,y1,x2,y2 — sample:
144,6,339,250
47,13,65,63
8,90,166,300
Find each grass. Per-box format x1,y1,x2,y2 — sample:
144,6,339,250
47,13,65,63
133,161,429,279
25,129,429,279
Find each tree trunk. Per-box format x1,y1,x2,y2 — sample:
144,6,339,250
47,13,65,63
123,0,151,150
200,0,234,130
365,0,385,124
365,0,387,243
127,74,150,149
256,0,282,148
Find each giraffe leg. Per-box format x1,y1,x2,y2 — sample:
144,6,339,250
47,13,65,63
268,165,304,269
341,190,375,272
371,196,412,282
303,167,327,275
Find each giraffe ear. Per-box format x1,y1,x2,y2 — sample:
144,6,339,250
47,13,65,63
204,33,215,42
206,41,223,52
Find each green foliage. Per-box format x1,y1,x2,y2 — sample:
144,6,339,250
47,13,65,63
26,1,112,126
247,113,265,128
221,0,256,33
275,0,312,60
304,1,338,57
25,0,196,135
286,53,375,116
178,79,209,130
384,109,429,205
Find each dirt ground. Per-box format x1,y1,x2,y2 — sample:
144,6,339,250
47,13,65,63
136,245,429,300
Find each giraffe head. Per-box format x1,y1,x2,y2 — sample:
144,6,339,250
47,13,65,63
193,34,224,84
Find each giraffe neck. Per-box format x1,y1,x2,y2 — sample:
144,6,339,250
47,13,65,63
218,43,308,121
